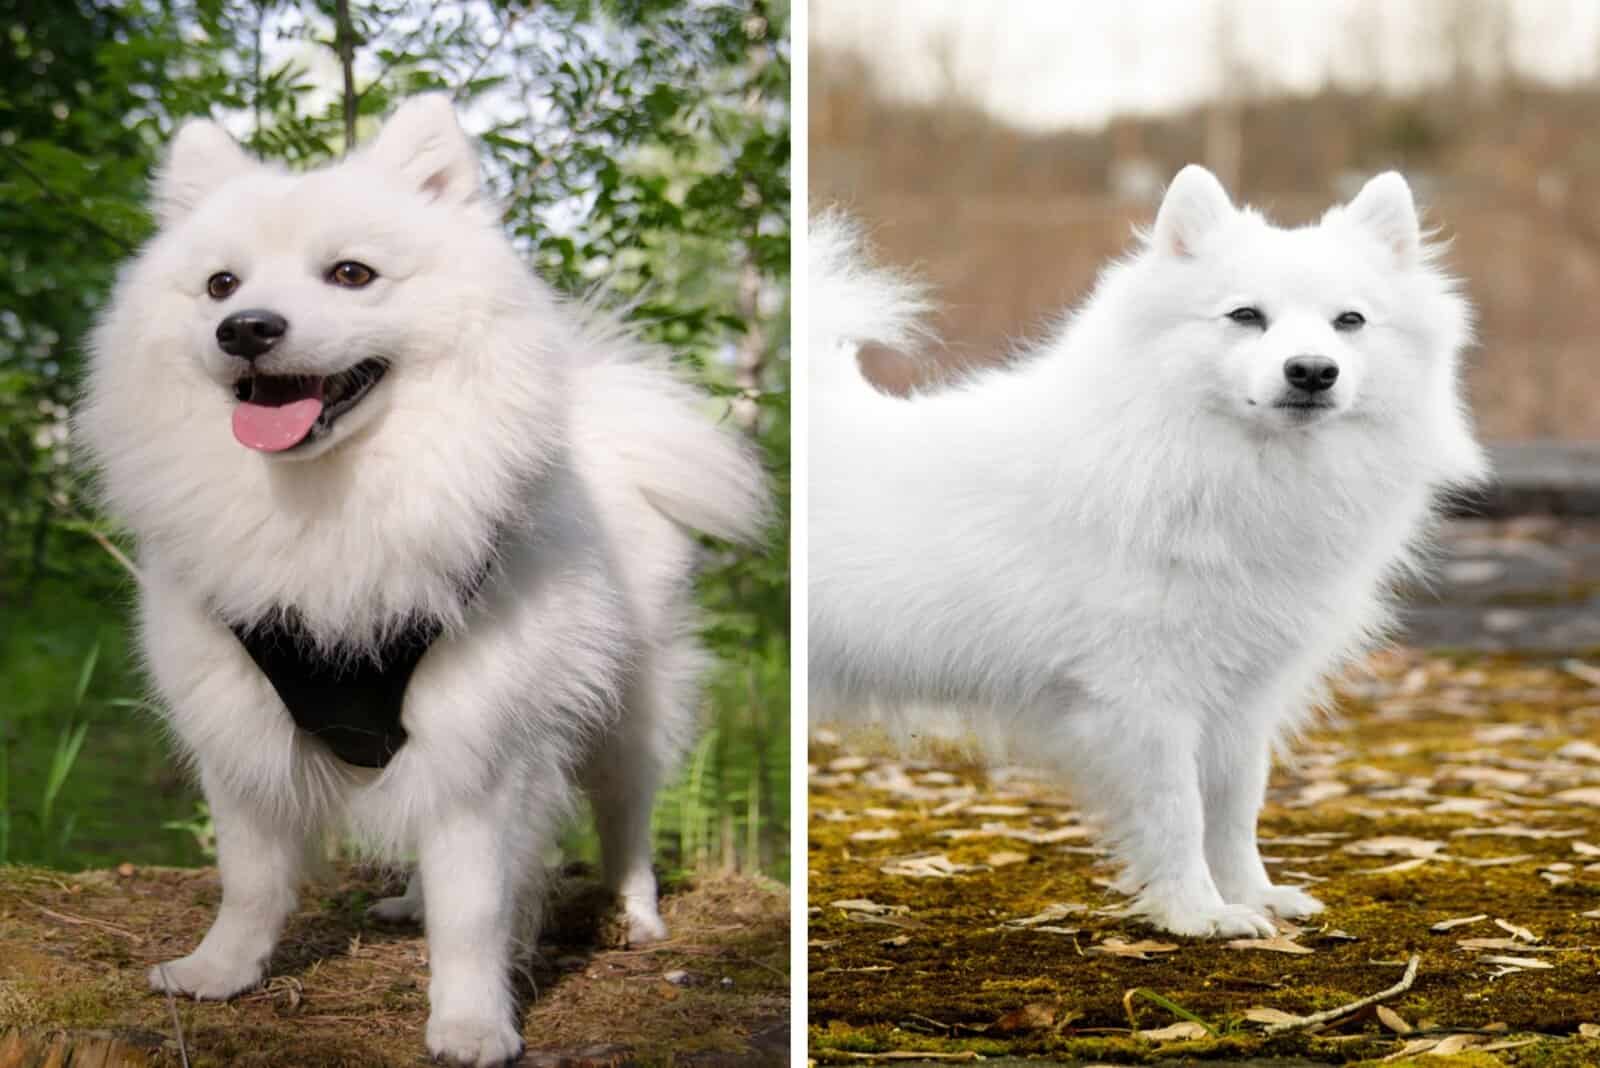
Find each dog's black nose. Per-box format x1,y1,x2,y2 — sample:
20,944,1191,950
216,309,288,360
1283,355,1338,393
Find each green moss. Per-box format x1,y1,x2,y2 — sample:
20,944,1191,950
811,652,1600,1064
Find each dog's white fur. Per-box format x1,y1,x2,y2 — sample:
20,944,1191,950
77,95,767,1065
809,167,1486,938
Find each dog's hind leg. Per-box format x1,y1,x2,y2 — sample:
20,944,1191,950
582,646,696,945
367,869,424,924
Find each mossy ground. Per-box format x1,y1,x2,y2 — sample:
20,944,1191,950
0,862,788,1066
808,650,1600,1065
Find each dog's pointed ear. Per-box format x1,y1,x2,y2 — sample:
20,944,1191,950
155,119,257,226
1152,165,1233,259
367,93,481,204
1345,172,1420,268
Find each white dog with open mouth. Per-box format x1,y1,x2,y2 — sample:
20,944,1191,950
77,95,767,1065
810,168,1485,939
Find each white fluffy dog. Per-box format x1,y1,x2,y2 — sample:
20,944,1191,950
77,95,767,1065
809,167,1485,938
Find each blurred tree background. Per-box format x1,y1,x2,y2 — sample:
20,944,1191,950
0,0,789,878
812,0,1600,442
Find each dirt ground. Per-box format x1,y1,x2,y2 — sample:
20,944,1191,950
808,648,1600,1066
0,864,789,1066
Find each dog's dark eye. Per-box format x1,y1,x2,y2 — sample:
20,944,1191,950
206,271,239,300
1333,311,1366,331
1226,306,1265,327
328,261,377,288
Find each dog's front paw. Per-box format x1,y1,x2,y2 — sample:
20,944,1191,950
623,902,669,945
426,1012,524,1067
148,952,264,1000
1243,884,1325,920
1139,898,1277,939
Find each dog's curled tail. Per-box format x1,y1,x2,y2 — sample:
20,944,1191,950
576,349,770,545
809,210,930,391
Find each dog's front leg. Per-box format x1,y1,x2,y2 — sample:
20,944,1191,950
1202,726,1325,919
149,771,306,999
1059,707,1278,939
419,789,529,1067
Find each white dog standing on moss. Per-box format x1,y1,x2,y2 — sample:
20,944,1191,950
78,96,767,1065
810,168,1485,938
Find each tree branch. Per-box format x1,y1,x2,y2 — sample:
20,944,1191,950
333,0,358,151
1263,954,1420,1035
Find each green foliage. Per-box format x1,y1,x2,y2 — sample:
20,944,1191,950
0,0,789,876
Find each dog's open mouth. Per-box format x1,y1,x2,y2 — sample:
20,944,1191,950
231,359,388,453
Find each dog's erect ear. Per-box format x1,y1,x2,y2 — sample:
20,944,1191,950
367,93,481,204
1152,165,1234,259
155,119,257,226
1345,171,1420,268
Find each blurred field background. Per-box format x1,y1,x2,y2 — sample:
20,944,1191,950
812,0,1600,441
0,0,789,882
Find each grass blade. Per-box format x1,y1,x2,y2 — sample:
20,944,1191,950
74,640,102,708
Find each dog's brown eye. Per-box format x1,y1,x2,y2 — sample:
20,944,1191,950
1227,306,1265,327
206,271,239,300
328,261,377,288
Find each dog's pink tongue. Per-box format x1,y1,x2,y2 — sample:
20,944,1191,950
232,377,325,452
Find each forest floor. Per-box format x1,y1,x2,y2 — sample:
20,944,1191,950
0,864,789,1066
809,520,1600,1066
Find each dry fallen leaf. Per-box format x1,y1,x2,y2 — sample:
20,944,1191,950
993,1002,1058,1033
1243,1006,1301,1026
964,804,1031,817
1343,836,1446,858
1376,1005,1413,1034
1137,1021,1208,1042
1578,1023,1600,1038
1225,935,1314,955
1557,740,1600,762
1002,904,1086,928
1446,765,1533,790
1382,1038,1441,1060
879,854,985,879
849,828,901,842
1555,787,1600,807
1451,825,1582,839
1430,913,1488,932
1479,954,1554,970
1086,937,1179,960
831,899,906,916
1494,918,1538,942
1562,659,1600,688
1289,780,1350,807
1426,1034,1481,1056
1457,937,1533,951
1425,797,1498,816
1364,857,1432,875
1458,854,1534,867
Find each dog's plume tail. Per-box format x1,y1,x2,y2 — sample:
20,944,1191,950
809,210,929,391
575,348,770,546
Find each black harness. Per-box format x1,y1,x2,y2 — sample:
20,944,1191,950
228,557,496,769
